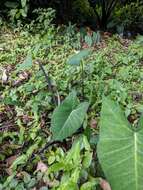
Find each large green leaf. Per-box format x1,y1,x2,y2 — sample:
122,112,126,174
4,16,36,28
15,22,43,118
68,49,92,65
97,97,143,190
21,0,27,8
51,92,89,141
16,53,32,71
5,1,19,8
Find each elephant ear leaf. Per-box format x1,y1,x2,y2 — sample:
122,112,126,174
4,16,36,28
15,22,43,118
138,114,143,129
97,97,143,190
68,49,92,65
16,53,32,72
51,92,89,141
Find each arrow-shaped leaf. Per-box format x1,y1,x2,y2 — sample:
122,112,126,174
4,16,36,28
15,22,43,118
97,97,143,190
68,49,92,66
51,92,89,141
16,53,32,71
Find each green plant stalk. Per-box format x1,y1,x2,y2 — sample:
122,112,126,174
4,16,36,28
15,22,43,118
81,60,84,100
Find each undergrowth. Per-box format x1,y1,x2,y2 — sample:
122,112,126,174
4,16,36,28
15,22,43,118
0,12,143,189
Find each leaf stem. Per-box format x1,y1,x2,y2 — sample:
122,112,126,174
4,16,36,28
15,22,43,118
36,60,58,106
81,60,84,100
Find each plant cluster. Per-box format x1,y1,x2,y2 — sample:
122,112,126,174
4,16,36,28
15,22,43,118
1,0,143,34
0,8,143,190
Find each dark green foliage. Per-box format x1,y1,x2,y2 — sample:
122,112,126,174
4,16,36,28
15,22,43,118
88,0,119,29
1,0,143,32
114,1,143,34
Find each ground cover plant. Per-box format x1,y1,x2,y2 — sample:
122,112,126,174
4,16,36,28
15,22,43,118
0,6,143,190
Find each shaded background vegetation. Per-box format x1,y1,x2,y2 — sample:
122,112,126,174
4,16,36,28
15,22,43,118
0,0,143,34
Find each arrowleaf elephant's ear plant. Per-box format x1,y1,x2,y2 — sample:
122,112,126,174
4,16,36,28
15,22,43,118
51,91,89,141
67,49,92,99
97,97,143,190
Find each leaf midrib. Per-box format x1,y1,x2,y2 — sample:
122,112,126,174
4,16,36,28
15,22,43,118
134,132,138,190
57,106,83,139
105,100,131,133
98,98,143,190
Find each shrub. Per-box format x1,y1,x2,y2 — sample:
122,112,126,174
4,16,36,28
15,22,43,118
88,0,119,30
112,1,143,35
3,0,29,21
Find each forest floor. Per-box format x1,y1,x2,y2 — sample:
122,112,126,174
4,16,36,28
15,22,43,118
0,25,143,189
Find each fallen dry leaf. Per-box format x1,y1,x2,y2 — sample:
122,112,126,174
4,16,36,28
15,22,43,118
36,161,48,173
6,155,18,167
103,32,112,38
90,118,97,129
12,71,30,86
5,168,13,176
5,155,18,175
19,71,29,80
99,178,112,190
2,69,8,84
